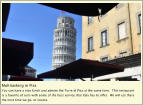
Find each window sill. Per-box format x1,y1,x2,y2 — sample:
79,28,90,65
88,22,93,26
116,37,128,43
87,49,94,53
100,44,110,48
137,32,141,35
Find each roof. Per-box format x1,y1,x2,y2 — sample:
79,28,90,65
105,53,141,68
2,38,33,75
25,66,36,71
38,59,124,79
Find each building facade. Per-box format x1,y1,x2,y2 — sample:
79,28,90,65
82,3,141,81
52,16,76,70
2,75,9,81
24,66,36,77
2,66,36,81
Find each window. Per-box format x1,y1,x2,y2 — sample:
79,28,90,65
62,19,64,23
116,3,124,9
70,21,72,24
118,22,127,40
58,23,61,27
101,30,108,47
88,16,93,24
119,50,127,57
137,14,141,34
65,24,69,27
65,30,67,35
88,37,93,52
101,57,108,62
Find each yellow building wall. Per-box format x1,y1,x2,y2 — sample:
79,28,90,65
129,3,141,54
82,3,141,61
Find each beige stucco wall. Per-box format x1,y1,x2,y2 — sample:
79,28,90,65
129,3,141,54
82,3,141,61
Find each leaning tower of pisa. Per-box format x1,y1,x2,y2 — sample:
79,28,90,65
52,16,76,80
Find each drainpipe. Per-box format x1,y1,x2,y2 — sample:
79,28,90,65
128,3,134,55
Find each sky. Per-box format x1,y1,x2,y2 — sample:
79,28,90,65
2,3,82,75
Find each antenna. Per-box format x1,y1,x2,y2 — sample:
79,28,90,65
98,8,102,22
98,8,102,15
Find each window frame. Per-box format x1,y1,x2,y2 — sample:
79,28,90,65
100,29,109,47
87,16,94,25
117,21,128,41
100,56,109,62
87,36,94,52
136,12,141,35
118,49,129,57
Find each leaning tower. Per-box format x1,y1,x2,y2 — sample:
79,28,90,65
52,16,76,79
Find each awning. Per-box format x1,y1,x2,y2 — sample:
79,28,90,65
9,76,43,81
105,53,141,68
37,59,124,79
40,3,118,16
2,38,33,76
2,3,10,32
2,3,118,32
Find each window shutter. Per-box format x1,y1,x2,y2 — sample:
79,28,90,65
118,22,126,40
138,14,141,34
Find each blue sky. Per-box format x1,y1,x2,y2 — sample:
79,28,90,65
2,3,82,75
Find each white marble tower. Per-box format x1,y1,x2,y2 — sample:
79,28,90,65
52,16,76,77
